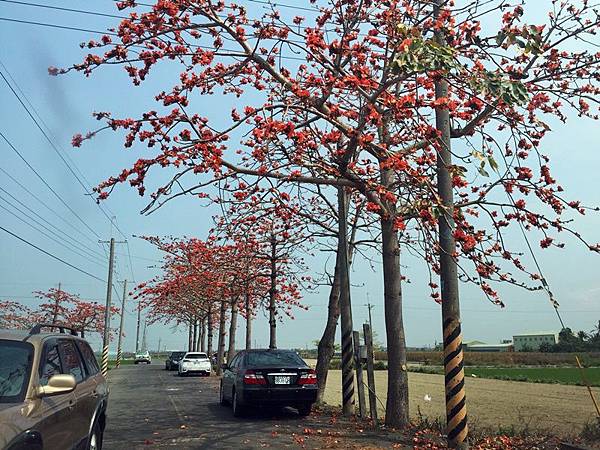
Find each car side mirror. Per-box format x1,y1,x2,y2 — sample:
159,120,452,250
221,364,229,371
37,374,76,397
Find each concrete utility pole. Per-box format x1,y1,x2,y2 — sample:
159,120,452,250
364,295,374,332
115,280,127,369
433,1,468,447
135,304,141,353
51,282,62,325
337,186,355,416
101,238,116,377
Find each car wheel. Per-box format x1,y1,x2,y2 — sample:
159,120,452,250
134,361,138,365
232,390,245,417
219,381,229,406
87,420,103,450
297,404,312,417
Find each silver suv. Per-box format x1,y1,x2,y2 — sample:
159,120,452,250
0,324,109,450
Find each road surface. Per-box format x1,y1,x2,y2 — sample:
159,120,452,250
103,364,397,449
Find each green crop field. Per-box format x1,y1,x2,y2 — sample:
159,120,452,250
464,366,600,386
410,365,600,386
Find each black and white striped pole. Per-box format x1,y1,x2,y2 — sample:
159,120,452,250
337,186,355,415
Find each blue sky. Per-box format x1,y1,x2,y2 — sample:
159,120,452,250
0,1,598,353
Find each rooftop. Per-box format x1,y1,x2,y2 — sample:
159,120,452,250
513,332,557,337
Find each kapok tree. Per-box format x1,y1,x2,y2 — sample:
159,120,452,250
0,301,35,329
214,192,310,350
63,0,600,430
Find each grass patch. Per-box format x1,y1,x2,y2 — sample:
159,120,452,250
107,359,135,369
409,365,600,386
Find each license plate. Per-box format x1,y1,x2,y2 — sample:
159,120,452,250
274,376,291,385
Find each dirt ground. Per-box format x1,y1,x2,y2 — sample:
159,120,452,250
321,370,600,435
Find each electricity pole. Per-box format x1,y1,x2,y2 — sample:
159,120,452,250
99,237,126,378
433,1,468,447
51,282,62,325
135,304,141,353
115,280,127,369
100,238,116,378
364,295,374,331
337,186,355,416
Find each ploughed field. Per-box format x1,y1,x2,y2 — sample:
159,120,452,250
322,370,599,435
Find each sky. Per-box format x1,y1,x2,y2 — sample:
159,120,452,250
0,1,599,353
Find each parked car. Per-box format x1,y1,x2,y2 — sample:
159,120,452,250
165,351,186,371
219,349,317,417
0,323,109,450
134,351,151,364
178,352,211,377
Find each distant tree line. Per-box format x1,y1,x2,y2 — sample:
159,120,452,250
536,322,600,353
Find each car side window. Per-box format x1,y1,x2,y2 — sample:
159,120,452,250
231,353,244,369
58,340,85,383
75,340,100,376
39,343,62,386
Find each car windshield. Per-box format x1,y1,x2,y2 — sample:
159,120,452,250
0,340,34,403
246,351,305,367
185,353,208,359
170,352,185,359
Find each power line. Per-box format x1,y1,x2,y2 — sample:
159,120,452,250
0,16,307,62
0,59,122,234
0,131,103,239
0,201,106,268
0,194,107,266
0,0,127,19
0,225,105,282
0,64,128,241
0,165,98,246
0,185,107,262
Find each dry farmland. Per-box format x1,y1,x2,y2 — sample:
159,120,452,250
321,370,600,435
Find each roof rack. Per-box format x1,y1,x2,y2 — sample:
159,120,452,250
29,323,85,338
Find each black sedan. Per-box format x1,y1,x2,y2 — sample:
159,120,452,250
165,351,186,371
219,349,318,417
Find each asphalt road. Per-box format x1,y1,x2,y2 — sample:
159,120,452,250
103,364,330,449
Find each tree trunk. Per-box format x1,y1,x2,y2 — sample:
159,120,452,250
245,292,252,350
228,298,238,363
315,250,341,404
268,235,277,349
188,319,193,352
200,316,206,352
193,318,198,352
197,317,204,352
381,169,409,428
207,304,213,356
216,301,227,375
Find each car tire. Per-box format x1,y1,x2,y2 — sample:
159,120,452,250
297,404,312,417
219,381,229,406
134,361,138,365
232,390,245,417
87,420,103,450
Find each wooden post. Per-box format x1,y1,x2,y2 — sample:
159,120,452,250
363,323,378,424
353,330,366,418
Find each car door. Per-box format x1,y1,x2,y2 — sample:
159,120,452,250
223,353,240,400
57,339,91,447
35,339,78,450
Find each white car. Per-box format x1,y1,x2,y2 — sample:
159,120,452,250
178,352,211,376
134,351,152,364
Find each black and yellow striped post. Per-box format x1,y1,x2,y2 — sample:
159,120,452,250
432,0,469,445
101,344,109,377
443,318,468,447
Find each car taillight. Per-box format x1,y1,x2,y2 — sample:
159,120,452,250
299,369,317,385
243,369,266,385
